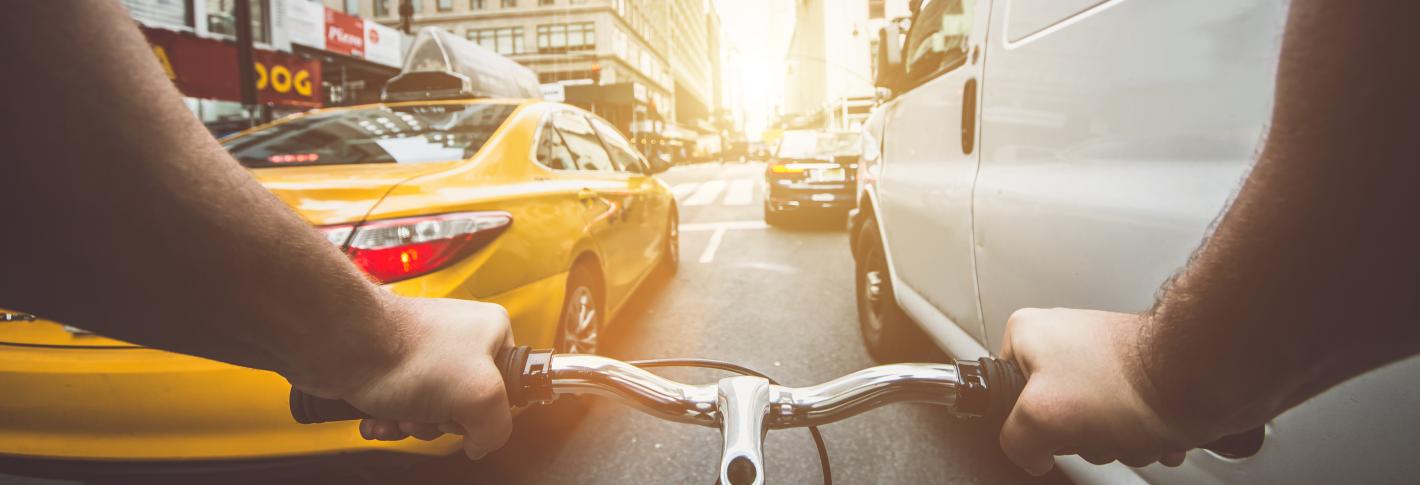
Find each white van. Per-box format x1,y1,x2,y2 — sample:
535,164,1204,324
849,0,1420,483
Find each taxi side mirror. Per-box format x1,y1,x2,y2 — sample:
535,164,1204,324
646,154,671,175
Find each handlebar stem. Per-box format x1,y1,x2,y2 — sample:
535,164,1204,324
718,376,772,485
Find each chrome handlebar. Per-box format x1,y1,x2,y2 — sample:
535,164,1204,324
515,352,1012,485
290,347,1026,485
290,347,1268,484
540,354,970,428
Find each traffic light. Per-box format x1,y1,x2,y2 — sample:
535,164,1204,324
591,64,602,85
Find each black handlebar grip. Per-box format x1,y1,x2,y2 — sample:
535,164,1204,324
975,357,1026,424
980,357,1265,459
289,346,527,424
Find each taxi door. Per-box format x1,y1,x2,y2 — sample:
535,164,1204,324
589,116,665,286
549,111,643,308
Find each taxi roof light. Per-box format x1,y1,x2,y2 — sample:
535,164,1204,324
383,28,541,102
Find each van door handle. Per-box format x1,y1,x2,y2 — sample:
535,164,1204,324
961,78,978,155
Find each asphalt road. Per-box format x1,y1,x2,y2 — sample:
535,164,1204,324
2,162,1069,485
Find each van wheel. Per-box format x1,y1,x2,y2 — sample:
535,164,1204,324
855,218,929,363
556,263,603,355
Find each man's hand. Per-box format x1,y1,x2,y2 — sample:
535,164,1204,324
292,296,515,460
998,308,1204,475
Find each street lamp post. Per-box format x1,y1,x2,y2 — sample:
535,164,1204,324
233,0,259,125
398,0,414,35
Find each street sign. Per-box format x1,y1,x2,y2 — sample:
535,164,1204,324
540,83,567,102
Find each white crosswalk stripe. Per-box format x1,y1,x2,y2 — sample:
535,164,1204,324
683,180,727,206
722,179,755,206
671,182,699,199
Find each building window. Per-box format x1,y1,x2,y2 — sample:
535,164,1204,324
413,0,422,13
375,0,390,16
122,0,195,29
344,0,360,14
467,27,525,54
205,0,269,44
438,0,453,11
869,0,885,19
471,0,485,8
536,22,595,53
502,0,516,7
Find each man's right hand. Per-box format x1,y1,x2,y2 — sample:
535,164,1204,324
997,308,1204,475
291,296,515,460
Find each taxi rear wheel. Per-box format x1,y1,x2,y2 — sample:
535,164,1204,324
556,264,602,355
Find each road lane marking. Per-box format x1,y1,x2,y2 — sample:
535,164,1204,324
698,227,727,263
680,220,769,231
683,180,727,206
723,179,755,206
671,182,699,199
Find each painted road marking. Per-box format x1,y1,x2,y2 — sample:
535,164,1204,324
681,220,769,231
723,179,755,206
699,226,728,263
683,220,770,263
683,180,727,206
671,182,699,199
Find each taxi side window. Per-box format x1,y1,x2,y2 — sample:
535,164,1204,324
589,117,647,173
552,112,616,172
535,119,577,170
902,0,973,89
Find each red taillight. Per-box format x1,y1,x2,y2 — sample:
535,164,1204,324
320,212,512,284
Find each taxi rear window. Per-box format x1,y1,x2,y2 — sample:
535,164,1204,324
223,103,516,168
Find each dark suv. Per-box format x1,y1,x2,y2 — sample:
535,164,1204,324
763,130,862,225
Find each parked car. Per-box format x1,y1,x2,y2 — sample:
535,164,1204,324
850,0,1419,484
762,130,861,225
0,28,677,479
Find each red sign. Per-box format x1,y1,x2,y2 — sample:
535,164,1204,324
142,27,322,108
325,8,365,57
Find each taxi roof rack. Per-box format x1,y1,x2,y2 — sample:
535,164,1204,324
382,27,541,103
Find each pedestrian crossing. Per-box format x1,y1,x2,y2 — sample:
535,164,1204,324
675,179,761,206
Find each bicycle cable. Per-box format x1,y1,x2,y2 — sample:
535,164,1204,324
626,358,832,485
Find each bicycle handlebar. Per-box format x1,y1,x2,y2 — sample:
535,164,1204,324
289,346,1261,484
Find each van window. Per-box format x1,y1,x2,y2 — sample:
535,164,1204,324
902,0,974,88
552,112,615,172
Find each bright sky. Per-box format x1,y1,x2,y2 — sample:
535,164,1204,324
713,0,794,138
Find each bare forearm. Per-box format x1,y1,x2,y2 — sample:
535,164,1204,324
0,2,398,392
1140,0,1420,435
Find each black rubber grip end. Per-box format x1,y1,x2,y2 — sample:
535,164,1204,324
289,389,369,424
977,357,1026,423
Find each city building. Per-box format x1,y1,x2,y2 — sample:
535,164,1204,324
119,0,410,133
336,0,721,156
783,0,908,130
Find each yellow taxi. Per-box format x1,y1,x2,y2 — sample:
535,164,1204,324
0,29,677,477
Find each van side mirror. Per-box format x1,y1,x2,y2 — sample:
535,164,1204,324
874,25,905,92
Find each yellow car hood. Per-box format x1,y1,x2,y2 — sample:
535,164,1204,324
0,161,457,347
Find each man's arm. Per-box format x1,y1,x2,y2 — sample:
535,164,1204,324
998,0,1420,475
0,1,511,456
